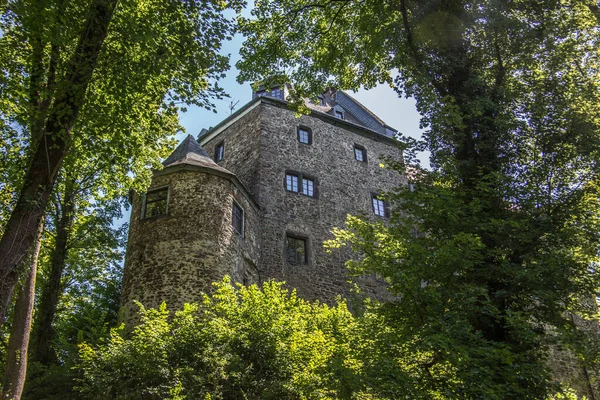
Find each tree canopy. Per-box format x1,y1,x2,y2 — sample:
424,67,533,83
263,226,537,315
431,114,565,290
238,0,600,397
78,279,360,400
0,0,245,325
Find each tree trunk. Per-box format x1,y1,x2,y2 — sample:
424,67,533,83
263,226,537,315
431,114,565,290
30,185,75,365
0,0,119,329
1,221,43,400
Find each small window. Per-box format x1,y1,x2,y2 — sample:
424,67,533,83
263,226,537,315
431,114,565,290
232,201,244,236
335,110,344,119
371,194,389,217
297,127,312,145
214,141,224,162
286,173,299,192
354,145,366,162
286,235,307,264
271,87,283,99
142,187,169,219
302,178,314,197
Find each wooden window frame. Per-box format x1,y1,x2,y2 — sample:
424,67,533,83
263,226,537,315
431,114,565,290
142,186,170,220
286,233,309,265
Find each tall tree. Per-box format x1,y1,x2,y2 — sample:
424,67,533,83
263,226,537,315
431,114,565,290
1,221,43,400
0,0,245,326
29,140,128,365
238,0,600,397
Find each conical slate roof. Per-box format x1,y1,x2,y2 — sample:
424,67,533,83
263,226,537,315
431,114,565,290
162,134,233,175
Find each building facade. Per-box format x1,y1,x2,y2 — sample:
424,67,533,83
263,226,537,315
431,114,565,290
120,86,599,398
121,87,406,326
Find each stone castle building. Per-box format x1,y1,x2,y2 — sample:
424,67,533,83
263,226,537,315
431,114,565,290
121,86,407,325
120,85,599,398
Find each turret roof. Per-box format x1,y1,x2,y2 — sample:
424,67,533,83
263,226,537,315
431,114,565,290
162,134,232,175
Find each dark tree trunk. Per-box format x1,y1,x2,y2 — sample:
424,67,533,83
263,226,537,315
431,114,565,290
30,185,75,365
0,0,119,329
1,222,43,400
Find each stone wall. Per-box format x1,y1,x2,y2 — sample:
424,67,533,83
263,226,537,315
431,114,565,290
256,101,406,302
121,168,260,327
202,99,406,303
202,105,263,202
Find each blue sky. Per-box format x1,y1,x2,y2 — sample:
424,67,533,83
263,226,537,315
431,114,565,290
116,14,428,232
176,27,426,163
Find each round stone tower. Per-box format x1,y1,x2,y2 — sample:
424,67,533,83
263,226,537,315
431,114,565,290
121,135,260,327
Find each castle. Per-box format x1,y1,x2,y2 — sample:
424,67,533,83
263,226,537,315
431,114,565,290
120,85,406,326
119,85,599,398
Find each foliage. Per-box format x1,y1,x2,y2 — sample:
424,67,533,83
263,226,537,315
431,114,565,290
76,278,590,400
0,0,247,326
78,278,362,400
239,0,600,398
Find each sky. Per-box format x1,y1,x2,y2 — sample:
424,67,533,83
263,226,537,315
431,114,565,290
175,30,427,162
116,10,428,227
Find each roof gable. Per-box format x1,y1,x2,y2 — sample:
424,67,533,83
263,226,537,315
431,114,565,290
162,134,232,175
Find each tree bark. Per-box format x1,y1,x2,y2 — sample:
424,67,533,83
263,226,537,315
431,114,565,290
30,184,75,365
1,221,43,400
0,0,119,329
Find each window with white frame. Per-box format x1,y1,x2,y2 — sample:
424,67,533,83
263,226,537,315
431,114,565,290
297,127,312,144
371,194,389,217
285,171,317,198
302,178,314,197
286,173,299,192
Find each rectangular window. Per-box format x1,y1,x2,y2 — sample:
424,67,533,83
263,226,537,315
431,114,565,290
297,127,311,144
354,145,366,162
215,141,224,162
256,87,283,99
143,187,169,219
285,171,318,198
271,87,283,99
232,201,244,236
286,173,299,192
335,110,344,119
302,178,314,197
286,235,307,264
372,195,386,217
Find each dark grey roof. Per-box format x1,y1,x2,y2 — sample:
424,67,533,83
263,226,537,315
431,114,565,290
162,134,233,175
334,92,394,137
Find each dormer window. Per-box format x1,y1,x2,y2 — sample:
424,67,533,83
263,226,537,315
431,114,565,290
335,110,344,119
256,86,284,100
